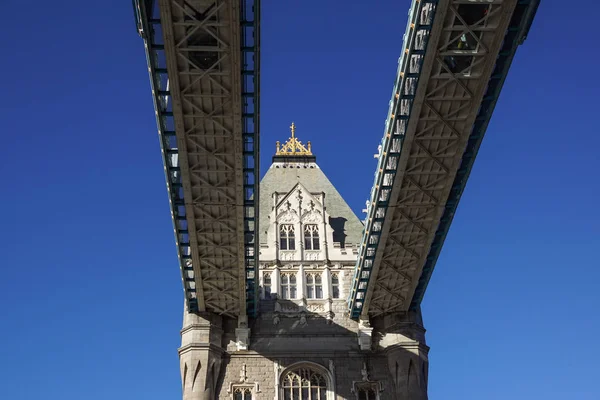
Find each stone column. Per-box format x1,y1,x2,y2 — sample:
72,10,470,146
235,315,250,351
297,263,305,299
179,307,224,400
272,266,280,299
322,266,331,299
358,318,374,351
375,309,429,400
385,344,429,400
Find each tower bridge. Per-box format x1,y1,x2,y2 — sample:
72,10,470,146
134,0,540,399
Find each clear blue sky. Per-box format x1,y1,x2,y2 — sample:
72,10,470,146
1,0,598,399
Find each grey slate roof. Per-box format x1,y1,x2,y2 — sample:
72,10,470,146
259,162,364,247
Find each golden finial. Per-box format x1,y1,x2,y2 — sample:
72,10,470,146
275,122,313,156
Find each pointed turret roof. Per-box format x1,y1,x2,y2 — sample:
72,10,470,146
259,123,364,247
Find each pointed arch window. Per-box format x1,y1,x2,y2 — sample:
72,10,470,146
281,367,328,400
304,224,320,250
233,387,253,400
281,273,297,299
280,224,296,250
263,272,272,300
306,273,323,299
331,273,340,299
355,386,378,400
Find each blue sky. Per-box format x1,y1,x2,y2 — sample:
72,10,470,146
1,0,598,399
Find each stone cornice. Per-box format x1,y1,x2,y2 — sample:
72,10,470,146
178,343,224,356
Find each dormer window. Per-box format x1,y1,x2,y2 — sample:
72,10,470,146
304,224,320,250
280,224,296,250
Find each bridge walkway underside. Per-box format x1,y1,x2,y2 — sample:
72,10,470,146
135,0,260,317
350,0,539,319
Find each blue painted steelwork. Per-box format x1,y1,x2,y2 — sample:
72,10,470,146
133,0,198,311
348,0,439,319
241,0,261,318
410,0,541,310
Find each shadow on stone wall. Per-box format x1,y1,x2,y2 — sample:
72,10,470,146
209,299,429,400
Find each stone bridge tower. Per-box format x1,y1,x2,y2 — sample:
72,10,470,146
179,124,429,400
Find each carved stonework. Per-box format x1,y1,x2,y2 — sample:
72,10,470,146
277,209,298,223
301,209,322,224
274,299,329,315
304,251,320,261
306,303,325,312
240,364,248,382
280,251,296,261
296,189,303,203
299,313,307,326
276,301,300,313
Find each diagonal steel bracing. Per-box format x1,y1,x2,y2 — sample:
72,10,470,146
349,0,540,319
135,0,260,317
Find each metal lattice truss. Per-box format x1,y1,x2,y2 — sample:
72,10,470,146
350,0,530,319
136,0,260,317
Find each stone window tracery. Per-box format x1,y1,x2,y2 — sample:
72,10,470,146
306,272,323,299
304,224,320,250
281,273,297,299
331,273,340,299
232,387,253,400
263,272,272,299
281,367,327,400
228,364,259,399
280,224,296,250
355,385,378,400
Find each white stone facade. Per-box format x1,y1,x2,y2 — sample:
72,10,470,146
178,156,429,400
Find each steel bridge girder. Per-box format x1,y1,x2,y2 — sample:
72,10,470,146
349,0,540,319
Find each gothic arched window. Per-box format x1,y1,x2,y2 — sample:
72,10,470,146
306,273,323,299
281,367,328,400
280,224,296,250
356,386,377,400
353,382,380,400
331,273,340,299
304,224,320,250
233,387,253,400
281,273,297,299
263,272,272,299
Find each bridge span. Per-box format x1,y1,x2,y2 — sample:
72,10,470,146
348,0,540,320
134,1,539,398
134,0,261,319
134,0,539,325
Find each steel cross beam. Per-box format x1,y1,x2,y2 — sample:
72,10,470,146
134,0,260,317
349,0,540,319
